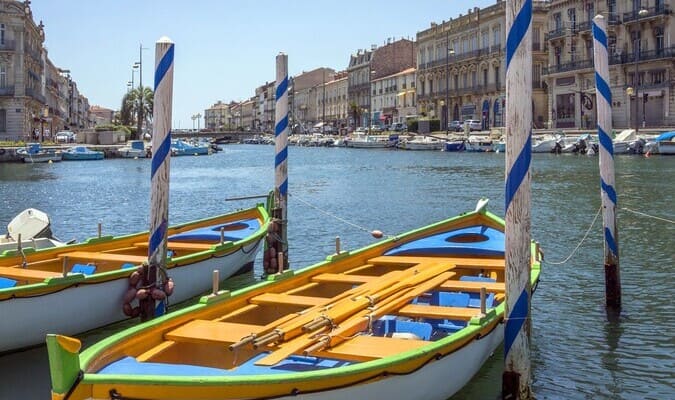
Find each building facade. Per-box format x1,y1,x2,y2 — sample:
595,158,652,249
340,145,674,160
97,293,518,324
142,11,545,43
544,0,674,130
0,0,90,141
204,100,230,130
371,67,417,127
318,70,348,132
416,1,549,130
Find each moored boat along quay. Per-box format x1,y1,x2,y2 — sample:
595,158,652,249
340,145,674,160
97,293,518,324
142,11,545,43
0,146,672,399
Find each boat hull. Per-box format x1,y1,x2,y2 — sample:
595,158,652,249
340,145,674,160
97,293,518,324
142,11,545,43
0,242,260,353
444,140,465,152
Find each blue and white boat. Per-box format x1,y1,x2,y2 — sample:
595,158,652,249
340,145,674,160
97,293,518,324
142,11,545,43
646,131,675,155
16,143,62,163
171,139,210,156
62,146,104,161
443,139,466,152
118,140,147,158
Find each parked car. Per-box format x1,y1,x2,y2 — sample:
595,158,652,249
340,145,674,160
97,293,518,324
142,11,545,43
370,125,382,132
55,130,76,143
463,120,481,131
448,121,463,132
391,122,407,132
355,127,367,133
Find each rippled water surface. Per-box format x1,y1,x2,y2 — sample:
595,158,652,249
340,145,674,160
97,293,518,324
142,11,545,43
0,146,673,399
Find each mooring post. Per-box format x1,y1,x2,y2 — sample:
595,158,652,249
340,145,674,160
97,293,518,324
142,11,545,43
143,36,174,321
592,15,621,310
503,0,533,399
274,53,289,271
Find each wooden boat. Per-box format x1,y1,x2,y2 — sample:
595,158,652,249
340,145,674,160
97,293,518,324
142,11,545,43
0,203,269,354
47,201,542,400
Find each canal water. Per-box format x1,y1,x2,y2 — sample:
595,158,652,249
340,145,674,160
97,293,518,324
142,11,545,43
0,145,672,399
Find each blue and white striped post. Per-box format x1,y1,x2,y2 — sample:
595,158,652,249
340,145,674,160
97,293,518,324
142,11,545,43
143,37,174,321
593,15,621,309
503,0,533,398
274,53,289,271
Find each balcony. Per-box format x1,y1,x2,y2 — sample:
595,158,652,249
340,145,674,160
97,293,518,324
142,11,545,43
0,40,16,51
614,46,675,64
543,59,593,75
25,87,47,104
0,86,15,96
623,4,671,23
575,20,592,33
545,27,568,41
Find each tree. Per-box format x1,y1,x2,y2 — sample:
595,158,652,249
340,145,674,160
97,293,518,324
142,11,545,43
120,87,154,139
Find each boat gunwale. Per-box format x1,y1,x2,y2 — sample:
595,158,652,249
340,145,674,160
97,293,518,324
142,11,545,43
0,204,270,300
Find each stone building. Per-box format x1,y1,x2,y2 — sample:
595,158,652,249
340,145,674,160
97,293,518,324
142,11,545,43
204,100,230,130
89,105,114,126
0,0,90,141
371,67,417,127
544,0,674,130
348,38,416,128
288,67,335,132
320,70,348,132
416,0,549,130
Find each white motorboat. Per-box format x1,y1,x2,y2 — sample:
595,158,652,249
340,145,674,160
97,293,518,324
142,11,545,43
346,134,396,149
0,208,68,253
118,140,147,158
531,134,558,153
397,135,444,151
646,131,675,155
465,135,493,152
16,143,62,163
613,129,646,154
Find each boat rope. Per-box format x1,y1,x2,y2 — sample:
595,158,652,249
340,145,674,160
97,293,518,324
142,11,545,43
620,207,675,224
545,206,601,266
290,193,389,237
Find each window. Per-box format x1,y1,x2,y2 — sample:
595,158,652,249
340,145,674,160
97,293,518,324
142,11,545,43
586,39,593,59
553,13,562,30
471,71,476,87
655,27,664,54
483,69,488,86
495,66,501,88
570,39,577,62
0,23,5,46
533,64,541,87
586,2,594,22
0,64,6,87
568,8,576,29
651,70,665,84
533,26,541,50
555,46,562,65
482,30,489,48
493,25,501,46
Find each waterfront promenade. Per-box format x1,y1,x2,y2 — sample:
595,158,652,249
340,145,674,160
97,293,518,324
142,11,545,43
0,145,672,399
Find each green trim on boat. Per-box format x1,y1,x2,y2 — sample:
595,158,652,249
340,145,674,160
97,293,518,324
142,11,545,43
199,290,231,304
46,334,82,395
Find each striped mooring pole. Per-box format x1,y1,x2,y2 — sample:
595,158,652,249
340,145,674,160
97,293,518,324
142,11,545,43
142,37,175,321
592,15,621,309
503,0,533,399
273,53,289,271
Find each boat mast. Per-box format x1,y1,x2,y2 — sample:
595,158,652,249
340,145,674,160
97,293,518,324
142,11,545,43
274,53,289,272
592,15,621,310
502,0,533,398
143,37,175,321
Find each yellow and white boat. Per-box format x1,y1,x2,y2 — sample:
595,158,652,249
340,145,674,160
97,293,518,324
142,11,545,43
48,201,541,400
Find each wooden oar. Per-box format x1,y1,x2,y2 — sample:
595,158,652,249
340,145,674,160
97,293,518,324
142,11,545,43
254,269,456,366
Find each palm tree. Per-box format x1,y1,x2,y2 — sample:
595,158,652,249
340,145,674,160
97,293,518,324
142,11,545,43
120,87,154,139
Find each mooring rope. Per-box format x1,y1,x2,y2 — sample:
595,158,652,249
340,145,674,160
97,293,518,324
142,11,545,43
620,207,674,224
290,193,375,235
544,206,602,266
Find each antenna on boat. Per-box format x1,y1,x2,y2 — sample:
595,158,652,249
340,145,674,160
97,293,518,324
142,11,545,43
502,1,533,398
142,36,175,321
592,15,621,311
269,52,290,274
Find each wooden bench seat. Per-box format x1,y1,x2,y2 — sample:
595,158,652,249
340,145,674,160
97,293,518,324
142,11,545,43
438,280,505,293
311,273,375,284
165,320,264,345
134,242,215,251
397,304,481,321
367,256,505,270
0,266,62,282
250,293,327,307
57,251,148,264
314,335,429,362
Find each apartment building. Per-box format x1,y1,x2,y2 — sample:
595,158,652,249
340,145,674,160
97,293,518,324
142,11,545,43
288,67,335,132
204,100,230,130
544,0,673,129
371,67,417,126
416,0,549,130
0,0,90,140
319,70,348,132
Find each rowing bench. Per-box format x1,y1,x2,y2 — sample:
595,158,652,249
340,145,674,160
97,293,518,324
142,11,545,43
57,251,148,265
0,266,61,282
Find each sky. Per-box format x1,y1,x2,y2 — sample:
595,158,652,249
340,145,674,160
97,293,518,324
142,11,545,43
32,0,497,129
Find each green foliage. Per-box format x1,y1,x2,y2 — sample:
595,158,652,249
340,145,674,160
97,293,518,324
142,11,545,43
407,119,418,132
429,119,440,132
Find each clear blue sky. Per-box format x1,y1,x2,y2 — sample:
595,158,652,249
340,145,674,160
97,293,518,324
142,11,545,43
33,0,495,129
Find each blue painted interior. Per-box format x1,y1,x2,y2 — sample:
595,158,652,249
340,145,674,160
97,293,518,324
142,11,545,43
384,225,504,257
373,316,433,340
168,218,260,243
460,275,497,308
0,276,17,289
70,264,96,275
99,353,353,377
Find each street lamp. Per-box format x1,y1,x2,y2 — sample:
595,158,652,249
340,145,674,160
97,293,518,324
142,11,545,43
368,66,376,135
135,43,147,140
445,32,455,136
626,8,649,135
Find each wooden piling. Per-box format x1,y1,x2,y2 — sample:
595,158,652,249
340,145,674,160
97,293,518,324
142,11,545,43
503,0,533,398
274,53,289,271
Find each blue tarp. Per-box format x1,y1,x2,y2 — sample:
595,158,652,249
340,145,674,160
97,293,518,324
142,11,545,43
654,131,675,142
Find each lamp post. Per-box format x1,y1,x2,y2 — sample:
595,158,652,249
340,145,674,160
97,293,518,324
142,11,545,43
626,8,649,134
196,113,202,130
135,43,147,140
368,66,376,135
445,31,455,136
